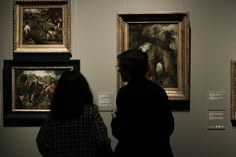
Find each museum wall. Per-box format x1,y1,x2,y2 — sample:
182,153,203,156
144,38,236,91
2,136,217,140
1,0,236,157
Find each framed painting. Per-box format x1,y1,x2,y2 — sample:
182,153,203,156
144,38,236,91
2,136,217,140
117,12,190,100
14,0,71,53
3,59,80,126
231,60,236,124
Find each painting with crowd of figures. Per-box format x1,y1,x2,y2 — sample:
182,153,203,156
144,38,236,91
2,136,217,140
14,0,71,53
3,60,80,126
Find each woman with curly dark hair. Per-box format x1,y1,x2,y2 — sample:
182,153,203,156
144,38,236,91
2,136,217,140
37,70,112,157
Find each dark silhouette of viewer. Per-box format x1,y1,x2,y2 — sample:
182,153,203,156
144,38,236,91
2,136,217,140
111,48,174,157
36,70,112,157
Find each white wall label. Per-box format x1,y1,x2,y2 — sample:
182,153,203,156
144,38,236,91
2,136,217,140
208,111,226,130
208,91,226,110
97,92,114,111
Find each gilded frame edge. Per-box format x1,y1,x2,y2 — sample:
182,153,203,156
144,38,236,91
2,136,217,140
116,12,190,101
13,0,71,53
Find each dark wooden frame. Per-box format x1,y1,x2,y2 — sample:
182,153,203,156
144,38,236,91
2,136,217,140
231,60,236,124
3,59,80,126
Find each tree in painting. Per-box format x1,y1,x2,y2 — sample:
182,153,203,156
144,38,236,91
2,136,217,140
128,23,178,88
23,8,63,44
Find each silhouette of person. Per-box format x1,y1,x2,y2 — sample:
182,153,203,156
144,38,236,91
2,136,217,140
111,48,174,157
36,70,112,157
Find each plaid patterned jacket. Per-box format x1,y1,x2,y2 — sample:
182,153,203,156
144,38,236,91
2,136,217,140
36,104,112,157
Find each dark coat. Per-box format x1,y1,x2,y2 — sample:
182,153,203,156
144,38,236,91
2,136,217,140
111,78,174,157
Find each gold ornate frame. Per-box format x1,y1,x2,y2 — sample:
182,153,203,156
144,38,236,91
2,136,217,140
14,0,71,53
117,12,190,100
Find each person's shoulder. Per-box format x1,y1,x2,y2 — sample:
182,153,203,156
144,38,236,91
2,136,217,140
41,118,58,127
83,103,96,109
146,80,166,92
119,84,128,89
117,84,129,93
84,104,99,113
82,104,101,120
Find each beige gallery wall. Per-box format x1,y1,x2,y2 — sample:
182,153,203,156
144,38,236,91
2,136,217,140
1,0,236,157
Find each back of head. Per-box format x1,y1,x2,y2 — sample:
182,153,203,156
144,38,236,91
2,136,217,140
117,48,148,79
50,70,93,120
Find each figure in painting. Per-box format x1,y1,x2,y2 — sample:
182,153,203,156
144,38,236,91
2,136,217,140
44,81,56,104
